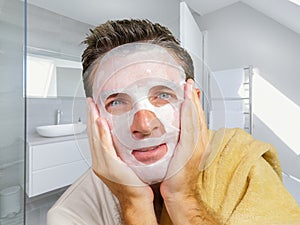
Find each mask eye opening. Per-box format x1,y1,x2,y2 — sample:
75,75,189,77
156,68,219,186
148,85,178,107
104,92,133,115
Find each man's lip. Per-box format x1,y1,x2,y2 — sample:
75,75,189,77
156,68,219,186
132,144,167,164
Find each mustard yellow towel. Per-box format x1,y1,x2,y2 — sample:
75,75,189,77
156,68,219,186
161,128,300,225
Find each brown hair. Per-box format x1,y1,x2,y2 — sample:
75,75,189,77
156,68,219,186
82,19,194,98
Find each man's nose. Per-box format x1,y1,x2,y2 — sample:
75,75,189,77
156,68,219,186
130,110,165,139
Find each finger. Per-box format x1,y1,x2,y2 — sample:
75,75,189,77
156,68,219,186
184,80,200,144
180,99,197,146
185,79,206,130
87,98,105,164
185,79,204,132
89,99,101,144
169,81,198,167
96,117,118,158
182,80,208,161
165,99,197,179
86,98,97,158
184,78,208,148
192,90,207,130
191,90,208,144
185,79,194,100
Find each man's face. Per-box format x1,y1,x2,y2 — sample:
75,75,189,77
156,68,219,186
101,62,183,162
92,43,185,184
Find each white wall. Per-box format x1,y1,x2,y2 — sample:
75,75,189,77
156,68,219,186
196,2,300,202
198,2,300,105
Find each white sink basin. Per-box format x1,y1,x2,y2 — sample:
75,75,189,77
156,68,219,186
36,123,86,137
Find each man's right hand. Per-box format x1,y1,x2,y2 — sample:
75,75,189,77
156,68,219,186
86,97,157,225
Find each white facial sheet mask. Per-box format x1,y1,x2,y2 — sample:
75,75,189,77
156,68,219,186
91,43,186,184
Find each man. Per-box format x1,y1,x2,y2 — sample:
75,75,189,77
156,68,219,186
48,19,300,225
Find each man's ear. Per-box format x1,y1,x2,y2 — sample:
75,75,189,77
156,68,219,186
196,88,201,99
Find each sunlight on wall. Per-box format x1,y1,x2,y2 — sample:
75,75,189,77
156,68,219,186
253,71,300,155
288,0,300,7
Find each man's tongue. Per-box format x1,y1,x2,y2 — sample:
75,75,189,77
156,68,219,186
132,144,167,164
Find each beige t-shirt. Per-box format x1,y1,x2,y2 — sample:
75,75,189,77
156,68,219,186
47,169,121,225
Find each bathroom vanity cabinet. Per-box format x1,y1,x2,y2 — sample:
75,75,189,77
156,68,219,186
26,135,91,197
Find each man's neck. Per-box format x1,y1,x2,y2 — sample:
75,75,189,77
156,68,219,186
151,183,164,223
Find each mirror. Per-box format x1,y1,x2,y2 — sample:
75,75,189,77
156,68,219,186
27,53,85,98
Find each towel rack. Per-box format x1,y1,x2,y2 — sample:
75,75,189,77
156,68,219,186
206,66,253,134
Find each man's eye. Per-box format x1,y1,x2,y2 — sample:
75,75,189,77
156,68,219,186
104,93,132,115
158,92,171,100
148,85,178,107
109,100,122,107
149,91,177,107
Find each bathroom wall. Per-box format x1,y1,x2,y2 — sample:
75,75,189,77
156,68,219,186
26,3,93,135
196,2,300,203
27,98,87,135
197,2,300,106
27,3,92,60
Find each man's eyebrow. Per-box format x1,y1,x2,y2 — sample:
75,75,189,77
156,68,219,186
149,85,176,92
106,93,119,99
100,89,122,99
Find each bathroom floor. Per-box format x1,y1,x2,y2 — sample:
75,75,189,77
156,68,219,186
0,186,68,225
25,186,68,225
0,210,23,225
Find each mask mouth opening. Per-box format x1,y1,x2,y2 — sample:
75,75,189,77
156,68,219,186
131,143,168,165
132,143,166,152
113,130,180,165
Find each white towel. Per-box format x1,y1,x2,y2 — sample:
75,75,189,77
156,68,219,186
209,99,245,112
210,68,245,98
209,110,245,130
